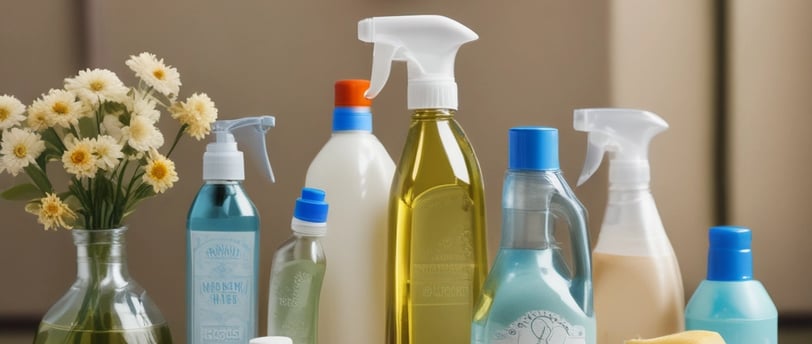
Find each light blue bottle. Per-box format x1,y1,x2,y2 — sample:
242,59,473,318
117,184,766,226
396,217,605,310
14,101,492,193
685,226,778,344
472,127,595,344
187,116,276,344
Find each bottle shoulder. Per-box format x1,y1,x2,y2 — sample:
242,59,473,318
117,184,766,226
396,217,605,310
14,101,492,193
306,135,395,181
686,280,778,320
187,182,259,223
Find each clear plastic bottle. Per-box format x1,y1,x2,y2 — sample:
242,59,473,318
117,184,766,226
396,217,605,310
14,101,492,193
187,116,275,344
472,127,595,344
685,226,777,344
573,108,683,343
306,79,394,344
267,188,329,344
358,15,489,344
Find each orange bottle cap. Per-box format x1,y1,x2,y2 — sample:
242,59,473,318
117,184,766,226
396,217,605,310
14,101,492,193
335,79,372,107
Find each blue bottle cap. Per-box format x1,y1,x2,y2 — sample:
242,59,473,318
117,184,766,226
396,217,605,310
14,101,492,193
707,225,753,281
508,126,560,171
333,107,372,132
294,187,329,223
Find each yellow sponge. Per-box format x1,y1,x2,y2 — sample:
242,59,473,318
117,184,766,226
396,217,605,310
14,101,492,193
624,331,725,344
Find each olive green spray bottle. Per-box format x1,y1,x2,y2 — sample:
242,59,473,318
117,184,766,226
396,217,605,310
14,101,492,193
358,15,488,344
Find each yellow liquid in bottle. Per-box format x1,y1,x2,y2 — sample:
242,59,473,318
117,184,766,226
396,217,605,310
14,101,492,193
387,109,488,344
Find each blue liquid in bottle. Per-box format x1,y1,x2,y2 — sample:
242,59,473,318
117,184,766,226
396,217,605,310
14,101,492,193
187,181,260,344
472,127,594,344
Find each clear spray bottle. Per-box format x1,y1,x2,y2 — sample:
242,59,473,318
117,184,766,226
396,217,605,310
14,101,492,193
358,15,489,344
574,108,684,343
187,115,276,344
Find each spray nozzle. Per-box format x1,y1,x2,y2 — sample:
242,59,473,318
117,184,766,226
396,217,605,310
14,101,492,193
204,115,276,183
573,108,668,187
357,15,478,110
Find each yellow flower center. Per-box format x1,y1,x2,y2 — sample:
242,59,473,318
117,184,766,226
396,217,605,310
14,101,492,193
153,69,166,80
44,202,61,216
90,80,105,92
71,150,89,165
0,108,8,121
150,162,168,180
52,102,69,115
13,144,27,158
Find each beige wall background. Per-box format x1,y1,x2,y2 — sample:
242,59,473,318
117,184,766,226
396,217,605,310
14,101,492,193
0,0,809,341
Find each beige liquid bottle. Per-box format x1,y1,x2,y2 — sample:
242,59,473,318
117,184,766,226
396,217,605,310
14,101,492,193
574,108,685,344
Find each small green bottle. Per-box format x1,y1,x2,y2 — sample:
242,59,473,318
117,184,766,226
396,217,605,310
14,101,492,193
358,15,488,344
266,188,328,344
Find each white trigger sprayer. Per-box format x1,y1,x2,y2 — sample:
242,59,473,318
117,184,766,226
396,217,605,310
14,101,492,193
574,108,669,188
357,15,478,110
204,115,276,183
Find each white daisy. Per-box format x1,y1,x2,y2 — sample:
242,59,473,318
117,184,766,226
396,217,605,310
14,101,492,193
0,95,26,130
125,52,181,98
62,137,98,178
102,114,125,141
0,127,46,176
26,100,51,131
64,68,129,106
35,89,88,128
93,135,124,170
131,96,160,123
170,93,218,140
121,115,164,152
142,149,178,194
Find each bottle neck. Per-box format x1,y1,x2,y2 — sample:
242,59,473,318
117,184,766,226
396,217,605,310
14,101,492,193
73,227,130,283
501,169,566,249
204,180,241,185
411,108,455,120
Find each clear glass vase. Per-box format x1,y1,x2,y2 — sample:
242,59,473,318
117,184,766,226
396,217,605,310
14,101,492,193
33,227,173,344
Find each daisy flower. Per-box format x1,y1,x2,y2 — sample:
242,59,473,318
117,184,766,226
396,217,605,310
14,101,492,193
121,115,164,152
0,128,46,176
93,135,124,170
64,68,129,106
125,52,181,98
102,114,125,141
33,89,87,128
0,95,26,130
26,101,51,132
131,96,160,123
170,93,218,140
142,149,178,194
25,193,76,230
62,137,98,178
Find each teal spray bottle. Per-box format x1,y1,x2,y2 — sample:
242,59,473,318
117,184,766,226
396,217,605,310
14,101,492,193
186,115,275,344
357,15,489,344
471,127,595,344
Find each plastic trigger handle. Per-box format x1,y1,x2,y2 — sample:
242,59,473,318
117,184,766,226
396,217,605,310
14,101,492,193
219,115,276,183
365,43,400,99
577,132,610,186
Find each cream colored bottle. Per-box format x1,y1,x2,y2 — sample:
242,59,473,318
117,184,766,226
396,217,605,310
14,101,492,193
574,108,685,344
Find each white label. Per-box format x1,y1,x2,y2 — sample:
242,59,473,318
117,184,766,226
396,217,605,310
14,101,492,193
190,231,256,344
493,310,586,344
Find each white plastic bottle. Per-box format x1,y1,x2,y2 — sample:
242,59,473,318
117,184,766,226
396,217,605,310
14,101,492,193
305,79,395,344
574,108,684,344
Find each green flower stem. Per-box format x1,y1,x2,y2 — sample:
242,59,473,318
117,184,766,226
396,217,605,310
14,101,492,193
165,124,187,159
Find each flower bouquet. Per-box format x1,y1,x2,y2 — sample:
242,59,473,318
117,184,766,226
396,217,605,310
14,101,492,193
0,52,217,343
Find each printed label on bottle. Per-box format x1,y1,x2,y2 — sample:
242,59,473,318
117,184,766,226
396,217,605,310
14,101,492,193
190,231,256,344
493,310,586,344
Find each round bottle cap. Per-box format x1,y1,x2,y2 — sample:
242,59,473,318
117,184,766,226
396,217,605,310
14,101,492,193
293,187,329,223
508,126,560,171
333,80,372,131
707,225,753,281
